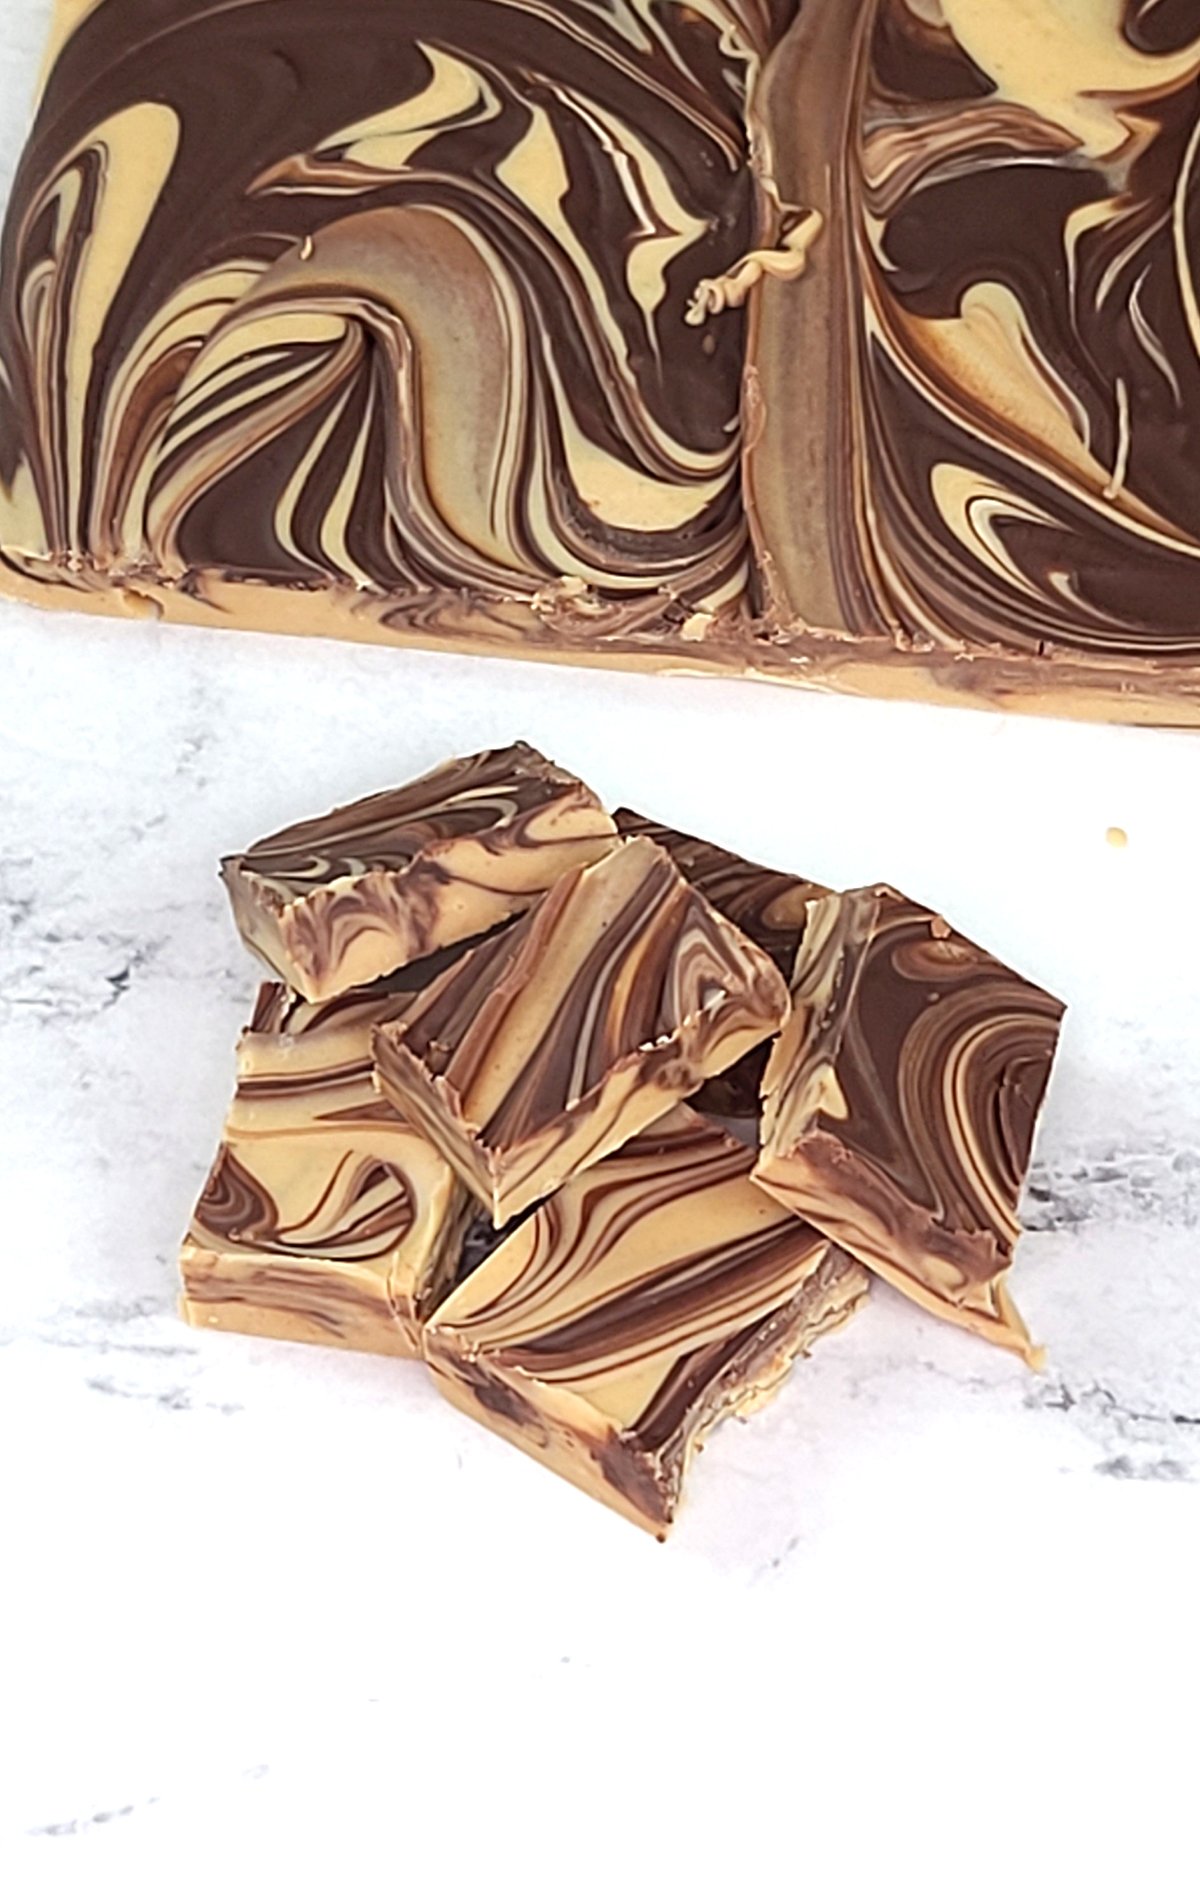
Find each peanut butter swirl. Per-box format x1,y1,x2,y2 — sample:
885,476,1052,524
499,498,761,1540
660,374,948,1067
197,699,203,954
221,742,617,1002
426,1106,869,1535
750,0,1200,664
0,0,796,614
373,836,791,1224
181,976,474,1355
756,886,1065,1363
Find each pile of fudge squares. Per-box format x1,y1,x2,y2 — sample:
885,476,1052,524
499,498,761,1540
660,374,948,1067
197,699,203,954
181,743,1065,1536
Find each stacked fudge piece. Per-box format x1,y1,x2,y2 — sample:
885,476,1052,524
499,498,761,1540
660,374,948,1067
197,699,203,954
182,743,1065,1535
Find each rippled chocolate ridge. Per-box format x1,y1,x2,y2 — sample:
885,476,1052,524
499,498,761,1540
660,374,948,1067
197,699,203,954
222,742,616,1002
0,0,800,621
748,0,1200,685
180,975,475,1354
373,837,790,1224
755,886,1065,1364
616,804,825,1120
425,1106,868,1536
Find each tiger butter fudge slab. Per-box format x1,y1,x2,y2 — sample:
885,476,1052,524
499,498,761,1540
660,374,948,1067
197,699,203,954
373,837,790,1226
755,887,1065,1365
221,743,616,1003
425,1107,869,1537
181,976,474,1356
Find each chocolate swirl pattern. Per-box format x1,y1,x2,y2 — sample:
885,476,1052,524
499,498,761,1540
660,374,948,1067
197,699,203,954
755,887,1065,1363
425,1107,869,1536
0,0,791,618
222,742,617,1002
373,837,791,1224
181,977,475,1354
749,0,1200,673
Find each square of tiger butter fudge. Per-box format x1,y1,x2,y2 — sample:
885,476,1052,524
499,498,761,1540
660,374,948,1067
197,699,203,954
424,1106,869,1538
614,806,827,1122
754,886,1065,1365
180,972,475,1357
373,837,790,1226
221,743,616,1003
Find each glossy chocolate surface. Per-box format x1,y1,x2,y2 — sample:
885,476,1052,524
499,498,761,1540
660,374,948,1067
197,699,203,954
0,1,792,611
3,2,1199,719
749,1,1200,670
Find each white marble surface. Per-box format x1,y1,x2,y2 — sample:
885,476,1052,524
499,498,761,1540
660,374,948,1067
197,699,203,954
2,7,1200,1899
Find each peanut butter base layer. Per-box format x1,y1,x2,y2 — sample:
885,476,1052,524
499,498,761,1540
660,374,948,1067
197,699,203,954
3,559,1199,727
757,887,1066,1365
425,1109,870,1537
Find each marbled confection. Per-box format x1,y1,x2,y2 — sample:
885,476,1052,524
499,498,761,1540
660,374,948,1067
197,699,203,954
425,1107,870,1536
222,743,616,1002
181,974,475,1354
2,2,1199,719
373,837,790,1224
755,887,1066,1364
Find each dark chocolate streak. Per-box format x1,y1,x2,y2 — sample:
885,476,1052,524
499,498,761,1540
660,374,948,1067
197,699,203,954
0,1,799,610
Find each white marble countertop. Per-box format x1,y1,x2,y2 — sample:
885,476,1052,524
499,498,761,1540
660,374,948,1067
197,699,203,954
2,7,1199,1899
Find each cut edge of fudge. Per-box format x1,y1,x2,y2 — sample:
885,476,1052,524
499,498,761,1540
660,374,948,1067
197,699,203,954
220,742,618,1002
372,837,791,1224
755,885,1065,1366
424,1109,870,1536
